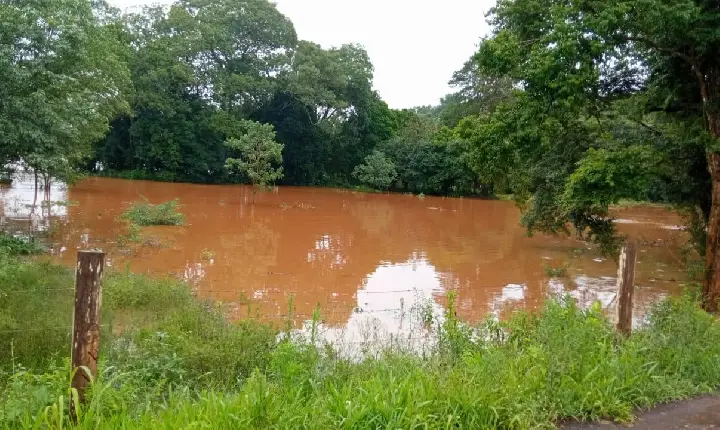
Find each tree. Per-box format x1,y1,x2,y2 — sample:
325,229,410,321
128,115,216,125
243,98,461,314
470,0,720,310
177,0,297,116
352,150,397,191
0,0,130,181
438,58,515,128
225,121,284,196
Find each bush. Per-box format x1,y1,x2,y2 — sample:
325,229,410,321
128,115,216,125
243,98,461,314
0,233,46,256
121,198,185,226
352,150,397,190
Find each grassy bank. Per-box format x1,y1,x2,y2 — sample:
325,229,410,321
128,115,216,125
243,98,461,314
1,251,719,428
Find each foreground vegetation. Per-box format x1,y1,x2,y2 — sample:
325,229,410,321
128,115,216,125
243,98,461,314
0,248,718,428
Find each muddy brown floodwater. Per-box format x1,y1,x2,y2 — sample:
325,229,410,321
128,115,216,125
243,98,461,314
0,176,692,342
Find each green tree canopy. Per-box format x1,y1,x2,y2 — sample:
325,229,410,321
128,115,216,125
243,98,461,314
225,121,284,191
467,0,720,310
352,150,398,191
0,0,131,180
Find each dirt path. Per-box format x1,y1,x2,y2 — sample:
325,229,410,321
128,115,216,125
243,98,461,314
564,395,720,429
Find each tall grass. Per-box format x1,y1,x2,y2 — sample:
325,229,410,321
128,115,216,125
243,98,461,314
1,254,719,428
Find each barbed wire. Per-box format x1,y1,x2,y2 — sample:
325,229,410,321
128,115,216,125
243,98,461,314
1,287,75,294
0,324,109,335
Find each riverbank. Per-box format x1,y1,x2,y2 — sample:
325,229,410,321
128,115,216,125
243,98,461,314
0,249,718,428
87,170,492,198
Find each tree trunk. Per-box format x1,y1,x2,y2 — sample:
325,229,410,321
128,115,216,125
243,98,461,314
703,112,720,313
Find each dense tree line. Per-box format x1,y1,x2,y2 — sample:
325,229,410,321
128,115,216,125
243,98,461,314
4,0,720,309
85,0,483,195
1,0,483,196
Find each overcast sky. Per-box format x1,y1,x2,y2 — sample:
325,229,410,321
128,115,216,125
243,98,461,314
108,0,494,108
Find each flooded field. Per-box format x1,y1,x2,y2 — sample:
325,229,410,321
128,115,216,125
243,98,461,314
0,176,690,340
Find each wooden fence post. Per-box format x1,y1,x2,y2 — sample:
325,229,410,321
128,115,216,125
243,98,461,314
615,242,637,336
70,250,105,422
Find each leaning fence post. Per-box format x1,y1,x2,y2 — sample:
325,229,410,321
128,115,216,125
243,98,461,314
615,241,637,336
70,250,105,422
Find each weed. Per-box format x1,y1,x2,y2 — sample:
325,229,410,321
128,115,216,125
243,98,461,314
0,233,46,256
200,249,215,261
117,221,142,247
544,262,570,278
121,198,185,226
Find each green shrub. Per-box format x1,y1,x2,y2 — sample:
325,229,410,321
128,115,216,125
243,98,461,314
0,233,46,256
120,198,185,226
543,263,569,278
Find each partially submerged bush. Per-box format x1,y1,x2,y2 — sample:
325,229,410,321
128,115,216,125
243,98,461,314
543,263,569,278
121,198,185,226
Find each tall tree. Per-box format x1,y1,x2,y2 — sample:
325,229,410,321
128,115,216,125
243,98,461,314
471,0,720,311
178,0,297,116
439,57,514,128
0,0,130,180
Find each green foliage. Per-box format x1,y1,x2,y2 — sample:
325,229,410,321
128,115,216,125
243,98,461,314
0,256,74,372
3,257,720,429
453,0,719,254
543,263,569,278
0,0,131,180
378,126,479,196
225,121,284,190
121,198,185,226
439,59,515,128
0,233,46,256
352,150,397,190
87,0,394,190
105,276,277,390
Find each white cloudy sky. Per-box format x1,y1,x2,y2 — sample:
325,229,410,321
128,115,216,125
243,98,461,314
108,0,494,108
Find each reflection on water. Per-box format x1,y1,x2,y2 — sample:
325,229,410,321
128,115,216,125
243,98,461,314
0,176,692,343
314,256,447,354
0,172,67,234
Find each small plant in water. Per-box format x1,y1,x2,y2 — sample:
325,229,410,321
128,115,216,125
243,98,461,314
284,295,296,341
121,197,185,226
417,298,435,327
310,303,322,344
543,263,569,278
200,248,216,261
117,221,142,246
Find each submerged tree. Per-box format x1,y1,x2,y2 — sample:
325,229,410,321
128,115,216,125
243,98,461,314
225,121,284,198
352,150,397,191
468,0,720,311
